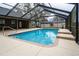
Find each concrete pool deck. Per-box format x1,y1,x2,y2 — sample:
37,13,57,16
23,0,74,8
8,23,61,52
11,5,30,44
0,28,79,56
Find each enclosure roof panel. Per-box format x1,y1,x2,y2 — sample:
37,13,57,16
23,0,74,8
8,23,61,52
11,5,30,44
0,3,75,20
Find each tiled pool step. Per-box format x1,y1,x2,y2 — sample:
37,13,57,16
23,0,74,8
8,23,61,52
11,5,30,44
57,29,75,40
58,29,72,34
57,33,75,40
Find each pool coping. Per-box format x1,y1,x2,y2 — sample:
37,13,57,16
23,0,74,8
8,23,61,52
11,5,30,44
8,28,41,36
8,28,59,36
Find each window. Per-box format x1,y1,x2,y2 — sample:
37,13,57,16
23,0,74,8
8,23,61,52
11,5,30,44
0,19,5,24
19,21,22,27
11,20,15,24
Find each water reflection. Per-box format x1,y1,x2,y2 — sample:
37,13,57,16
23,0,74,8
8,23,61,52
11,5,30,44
46,32,56,43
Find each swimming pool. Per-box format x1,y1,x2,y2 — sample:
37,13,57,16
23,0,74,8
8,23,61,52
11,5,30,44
11,28,59,45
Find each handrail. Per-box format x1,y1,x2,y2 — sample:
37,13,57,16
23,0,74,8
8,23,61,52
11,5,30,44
2,26,17,36
7,26,16,31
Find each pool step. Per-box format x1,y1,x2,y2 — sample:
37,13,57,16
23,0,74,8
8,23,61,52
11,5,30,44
58,29,72,34
57,33,75,40
58,32,72,34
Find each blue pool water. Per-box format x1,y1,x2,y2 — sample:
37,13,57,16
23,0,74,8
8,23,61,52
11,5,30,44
12,29,59,45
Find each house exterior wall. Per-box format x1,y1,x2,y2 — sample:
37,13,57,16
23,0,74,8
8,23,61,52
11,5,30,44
0,18,29,30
